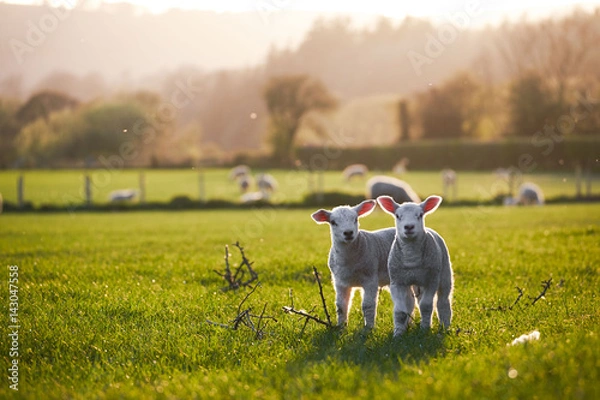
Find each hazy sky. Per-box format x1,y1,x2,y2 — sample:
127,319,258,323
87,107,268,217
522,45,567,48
4,0,600,25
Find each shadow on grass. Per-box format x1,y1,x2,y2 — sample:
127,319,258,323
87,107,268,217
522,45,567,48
288,326,449,373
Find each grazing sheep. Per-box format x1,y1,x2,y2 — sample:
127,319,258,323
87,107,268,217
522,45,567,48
237,174,252,193
367,176,420,204
109,189,138,202
504,182,545,206
311,200,396,328
256,173,278,193
393,158,409,176
441,168,457,200
343,164,368,181
377,195,453,337
229,165,250,180
240,190,269,204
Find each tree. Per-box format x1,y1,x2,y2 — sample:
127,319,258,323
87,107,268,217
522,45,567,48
264,75,337,165
507,72,557,136
418,72,482,139
16,90,79,125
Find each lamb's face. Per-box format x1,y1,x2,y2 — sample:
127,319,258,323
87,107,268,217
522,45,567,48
377,195,443,242
311,200,377,244
393,203,425,241
328,207,360,243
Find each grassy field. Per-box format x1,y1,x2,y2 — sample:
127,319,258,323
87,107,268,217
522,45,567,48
0,168,598,207
1,203,599,399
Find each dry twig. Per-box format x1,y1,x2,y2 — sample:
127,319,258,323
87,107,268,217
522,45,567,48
530,278,552,305
282,267,334,330
213,241,258,291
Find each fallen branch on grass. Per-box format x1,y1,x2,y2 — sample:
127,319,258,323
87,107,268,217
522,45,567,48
530,278,552,305
206,284,277,339
282,266,334,331
213,241,258,291
509,286,524,310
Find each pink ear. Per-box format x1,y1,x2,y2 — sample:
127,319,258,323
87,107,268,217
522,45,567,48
355,200,376,216
311,209,331,223
422,196,442,214
377,196,397,214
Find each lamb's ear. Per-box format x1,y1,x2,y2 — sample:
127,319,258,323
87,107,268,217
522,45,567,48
377,196,398,215
422,195,442,215
354,199,376,218
311,209,331,224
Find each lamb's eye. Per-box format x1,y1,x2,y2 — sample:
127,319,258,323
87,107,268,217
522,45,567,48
419,213,424,219
354,218,358,223
330,220,337,226
396,214,401,220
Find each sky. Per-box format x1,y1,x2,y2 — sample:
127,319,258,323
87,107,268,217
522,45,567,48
4,0,600,25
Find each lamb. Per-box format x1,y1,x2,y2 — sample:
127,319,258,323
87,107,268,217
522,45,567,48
342,164,368,181
366,175,420,204
256,173,278,193
229,165,250,180
237,174,252,193
504,182,545,206
311,200,396,329
109,189,138,202
377,195,453,337
441,168,457,200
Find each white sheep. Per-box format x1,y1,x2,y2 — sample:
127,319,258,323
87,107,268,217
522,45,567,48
109,189,138,202
240,190,269,204
367,175,420,204
229,165,250,181
393,158,409,175
377,195,453,337
256,173,278,193
504,182,545,206
342,164,368,181
441,168,457,200
311,200,396,329
237,174,252,193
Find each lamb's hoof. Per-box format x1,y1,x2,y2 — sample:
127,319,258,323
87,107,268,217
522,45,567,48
393,328,407,338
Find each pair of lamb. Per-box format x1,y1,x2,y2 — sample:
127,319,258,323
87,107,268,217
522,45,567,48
311,196,453,337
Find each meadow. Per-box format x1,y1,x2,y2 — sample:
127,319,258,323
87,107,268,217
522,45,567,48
0,168,597,207
0,203,599,399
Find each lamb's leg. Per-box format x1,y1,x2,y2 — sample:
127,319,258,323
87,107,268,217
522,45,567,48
335,284,352,327
436,280,453,329
391,284,413,337
361,282,379,329
418,286,437,330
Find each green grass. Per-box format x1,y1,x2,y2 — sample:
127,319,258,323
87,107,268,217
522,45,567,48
0,169,597,207
0,204,599,399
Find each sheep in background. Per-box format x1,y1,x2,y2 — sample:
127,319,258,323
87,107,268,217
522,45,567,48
229,165,250,181
367,175,420,204
441,168,457,200
240,190,270,204
257,173,278,193
237,174,252,193
311,200,396,329
377,195,453,337
393,158,410,176
504,182,545,206
109,189,138,202
343,164,368,181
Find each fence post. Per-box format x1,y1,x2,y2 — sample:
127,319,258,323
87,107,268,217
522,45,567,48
316,169,324,204
139,171,146,204
17,175,24,208
84,174,92,206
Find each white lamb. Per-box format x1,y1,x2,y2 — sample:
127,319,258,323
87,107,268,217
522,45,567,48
367,176,420,204
504,182,545,206
311,200,396,329
109,189,138,202
229,165,250,181
256,173,278,193
342,164,368,181
377,195,454,337
441,168,457,200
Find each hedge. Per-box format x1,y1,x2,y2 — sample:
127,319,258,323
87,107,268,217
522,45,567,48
294,136,600,172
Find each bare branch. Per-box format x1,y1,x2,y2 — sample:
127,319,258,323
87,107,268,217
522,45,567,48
509,286,524,310
313,266,332,326
530,278,552,305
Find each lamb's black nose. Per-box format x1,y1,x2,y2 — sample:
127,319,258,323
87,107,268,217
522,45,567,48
404,224,415,232
343,230,353,238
